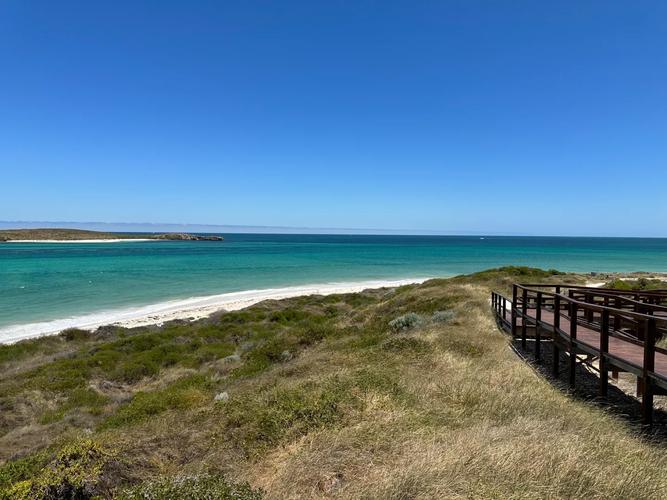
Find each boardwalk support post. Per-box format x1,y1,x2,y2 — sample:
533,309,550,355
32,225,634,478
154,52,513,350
600,308,610,397
552,292,561,377
535,291,542,361
511,285,518,338
521,287,528,350
641,318,656,427
569,301,577,389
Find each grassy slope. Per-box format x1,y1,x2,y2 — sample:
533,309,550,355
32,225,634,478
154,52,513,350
1,267,666,498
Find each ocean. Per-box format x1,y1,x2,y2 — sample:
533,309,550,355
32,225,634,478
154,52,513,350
1,234,666,338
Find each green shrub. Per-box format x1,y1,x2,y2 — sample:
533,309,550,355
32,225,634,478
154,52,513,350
0,338,59,367
234,338,294,377
0,451,49,491
269,308,311,324
605,278,666,291
110,344,190,383
218,309,266,325
0,440,118,500
60,328,92,342
119,474,262,500
28,359,91,392
389,313,423,332
39,388,110,424
192,343,235,363
294,323,338,346
467,266,566,282
112,359,160,383
431,310,455,324
87,348,123,371
101,375,211,429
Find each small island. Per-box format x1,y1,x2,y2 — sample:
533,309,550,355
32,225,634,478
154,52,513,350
0,228,223,242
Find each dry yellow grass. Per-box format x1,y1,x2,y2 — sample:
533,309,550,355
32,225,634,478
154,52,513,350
1,269,666,498
231,284,666,499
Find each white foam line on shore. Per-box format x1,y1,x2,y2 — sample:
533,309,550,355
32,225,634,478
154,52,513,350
4,239,155,243
0,277,432,344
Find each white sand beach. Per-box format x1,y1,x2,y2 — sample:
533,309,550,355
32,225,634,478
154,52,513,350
0,277,431,344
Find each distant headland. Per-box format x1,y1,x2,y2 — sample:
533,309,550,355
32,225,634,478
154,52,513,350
0,228,223,242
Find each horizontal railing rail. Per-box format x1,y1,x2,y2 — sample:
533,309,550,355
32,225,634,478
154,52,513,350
567,290,667,313
514,284,667,327
493,283,667,426
515,283,667,302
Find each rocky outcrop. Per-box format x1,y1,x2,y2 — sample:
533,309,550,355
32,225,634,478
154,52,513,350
153,233,224,241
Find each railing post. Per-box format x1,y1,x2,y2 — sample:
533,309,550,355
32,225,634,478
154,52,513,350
521,287,528,350
552,292,561,377
599,308,610,397
502,296,507,322
585,292,594,323
641,318,656,427
613,297,621,331
511,285,518,338
569,301,577,388
535,291,542,361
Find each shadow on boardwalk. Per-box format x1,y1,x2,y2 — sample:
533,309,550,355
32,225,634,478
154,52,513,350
510,337,667,440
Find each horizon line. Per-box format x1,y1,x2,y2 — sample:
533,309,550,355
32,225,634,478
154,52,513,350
1,220,665,239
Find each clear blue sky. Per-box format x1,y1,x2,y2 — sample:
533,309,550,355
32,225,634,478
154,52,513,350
1,1,666,236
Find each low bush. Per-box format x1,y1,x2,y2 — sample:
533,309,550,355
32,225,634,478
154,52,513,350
39,387,110,424
101,375,211,429
234,337,295,377
0,440,119,500
119,474,262,500
431,310,456,324
0,452,50,492
605,277,666,291
269,309,311,324
389,312,423,332
60,328,92,342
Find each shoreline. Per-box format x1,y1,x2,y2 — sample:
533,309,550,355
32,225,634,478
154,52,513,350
0,277,432,344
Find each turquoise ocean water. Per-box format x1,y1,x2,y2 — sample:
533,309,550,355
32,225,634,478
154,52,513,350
1,234,666,334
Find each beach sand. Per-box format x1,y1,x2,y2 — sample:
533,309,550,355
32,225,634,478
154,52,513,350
0,278,430,344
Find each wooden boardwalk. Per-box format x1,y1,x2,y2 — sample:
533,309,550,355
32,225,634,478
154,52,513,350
492,284,667,426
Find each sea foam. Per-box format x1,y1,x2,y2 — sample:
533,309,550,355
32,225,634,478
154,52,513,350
0,278,430,344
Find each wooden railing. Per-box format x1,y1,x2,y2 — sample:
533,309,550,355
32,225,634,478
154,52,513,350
491,283,667,426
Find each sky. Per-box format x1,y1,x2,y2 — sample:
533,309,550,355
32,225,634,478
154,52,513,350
1,1,666,236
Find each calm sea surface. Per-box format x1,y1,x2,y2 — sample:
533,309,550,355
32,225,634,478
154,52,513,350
1,234,666,330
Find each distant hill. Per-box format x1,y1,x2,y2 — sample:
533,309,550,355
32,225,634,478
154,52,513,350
0,228,223,241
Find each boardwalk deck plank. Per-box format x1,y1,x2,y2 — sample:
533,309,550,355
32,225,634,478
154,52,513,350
491,285,667,426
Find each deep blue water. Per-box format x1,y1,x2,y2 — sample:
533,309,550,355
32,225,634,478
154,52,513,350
1,234,666,330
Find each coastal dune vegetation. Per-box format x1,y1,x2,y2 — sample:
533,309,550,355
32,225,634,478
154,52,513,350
0,267,666,498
